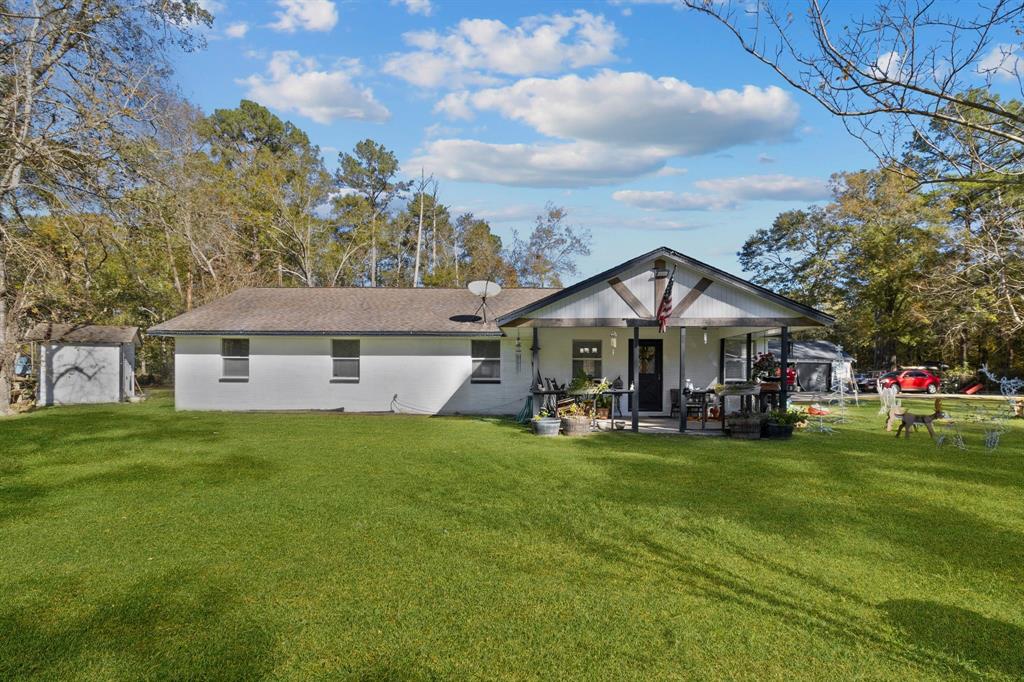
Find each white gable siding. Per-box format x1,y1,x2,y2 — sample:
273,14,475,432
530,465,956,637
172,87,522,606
522,256,800,324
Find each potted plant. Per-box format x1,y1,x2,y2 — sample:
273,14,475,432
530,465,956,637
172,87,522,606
560,401,593,436
714,381,761,397
762,409,805,438
532,409,561,436
594,393,612,420
751,352,781,390
727,410,763,439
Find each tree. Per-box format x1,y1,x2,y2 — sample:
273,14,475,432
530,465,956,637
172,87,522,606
0,0,209,412
335,140,410,287
454,213,518,286
684,0,1024,186
510,204,591,287
739,169,946,368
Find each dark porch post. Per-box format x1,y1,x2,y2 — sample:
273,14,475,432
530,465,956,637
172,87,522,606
631,324,640,433
530,326,540,416
678,326,687,432
745,333,752,379
780,326,790,409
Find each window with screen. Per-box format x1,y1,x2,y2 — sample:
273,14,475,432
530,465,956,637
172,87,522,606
724,338,748,382
571,340,602,379
471,340,500,383
221,338,249,380
332,339,360,382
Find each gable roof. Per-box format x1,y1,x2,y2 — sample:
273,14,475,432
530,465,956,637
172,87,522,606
147,287,558,337
25,323,140,345
495,246,834,327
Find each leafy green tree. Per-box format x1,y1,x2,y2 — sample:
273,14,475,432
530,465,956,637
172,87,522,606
740,169,946,369
510,204,591,287
335,140,410,287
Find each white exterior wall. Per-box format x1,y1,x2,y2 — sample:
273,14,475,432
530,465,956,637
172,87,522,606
172,334,534,414
39,342,123,405
533,326,738,416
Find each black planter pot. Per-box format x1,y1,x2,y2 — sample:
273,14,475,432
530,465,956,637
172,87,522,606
763,422,795,439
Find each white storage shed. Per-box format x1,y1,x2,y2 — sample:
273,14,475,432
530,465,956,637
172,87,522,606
26,324,141,405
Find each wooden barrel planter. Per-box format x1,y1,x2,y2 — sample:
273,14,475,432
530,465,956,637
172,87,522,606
561,416,592,436
532,417,561,437
762,422,794,439
728,416,763,439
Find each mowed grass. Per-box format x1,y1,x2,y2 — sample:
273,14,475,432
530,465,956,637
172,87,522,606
1,392,1023,681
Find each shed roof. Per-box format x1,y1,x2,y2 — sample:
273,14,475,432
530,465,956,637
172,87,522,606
147,287,559,337
767,339,854,362
25,323,140,345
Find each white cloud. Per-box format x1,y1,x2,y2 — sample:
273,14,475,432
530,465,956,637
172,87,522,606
408,139,670,188
449,71,799,155
382,11,620,88
392,0,433,16
613,175,828,211
612,190,735,211
656,166,687,177
225,21,249,38
239,51,389,124
978,43,1023,81
418,71,800,187
270,0,338,33
693,174,829,201
872,50,903,79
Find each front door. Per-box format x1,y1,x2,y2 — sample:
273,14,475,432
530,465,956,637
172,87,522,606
628,339,663,412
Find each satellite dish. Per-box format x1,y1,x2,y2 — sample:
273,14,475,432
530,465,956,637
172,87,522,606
468,280,501,298
468,280,501,322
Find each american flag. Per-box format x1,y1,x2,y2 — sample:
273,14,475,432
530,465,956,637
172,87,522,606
657,269,675,333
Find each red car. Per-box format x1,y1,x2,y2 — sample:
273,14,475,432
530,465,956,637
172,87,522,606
878,369,941,393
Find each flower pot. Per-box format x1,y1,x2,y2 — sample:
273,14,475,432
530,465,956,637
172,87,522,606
763,422,794,439
728,416,763,439
532,418,561,437
561,416,592,436
760,382,781,392
594,406,611,419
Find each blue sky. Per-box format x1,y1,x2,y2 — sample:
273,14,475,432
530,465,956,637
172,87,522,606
175,0,881,280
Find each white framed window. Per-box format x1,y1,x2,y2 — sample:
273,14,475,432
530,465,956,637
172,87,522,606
471,340,501,383
221,338,249,381
572,340,602,379
331,339,360,382
724,338,747,382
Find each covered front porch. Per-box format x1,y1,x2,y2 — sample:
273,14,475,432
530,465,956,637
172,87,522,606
496,248,834,434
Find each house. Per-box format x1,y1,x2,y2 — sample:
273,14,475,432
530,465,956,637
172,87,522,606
26,323,141,405
148,247,834,430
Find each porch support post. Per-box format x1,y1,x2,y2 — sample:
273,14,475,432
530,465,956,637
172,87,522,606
531,327,540,416
631,324,640,433
745,333,752,380
678,326,687,432
780,326,790,409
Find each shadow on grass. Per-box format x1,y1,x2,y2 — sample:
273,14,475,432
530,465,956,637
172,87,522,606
0,569,278,679
881,599,1024,678
0,453,280,526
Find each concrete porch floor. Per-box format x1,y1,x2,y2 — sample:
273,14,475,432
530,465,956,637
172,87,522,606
595,417,726,436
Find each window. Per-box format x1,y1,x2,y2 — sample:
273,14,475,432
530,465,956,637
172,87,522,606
471,340,501,383
331,339,360,382
724,338,748,382
221,338,249,380
571,340,602,379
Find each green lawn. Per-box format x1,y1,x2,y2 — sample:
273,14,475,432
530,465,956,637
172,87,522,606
2,393,1023,680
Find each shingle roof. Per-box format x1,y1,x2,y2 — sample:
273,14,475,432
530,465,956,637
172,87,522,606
25,323,140,345
147,287,560,336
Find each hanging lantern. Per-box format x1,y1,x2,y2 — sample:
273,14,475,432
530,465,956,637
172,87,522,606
515,331,522,373
702,326,708,345
609,330,617,355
